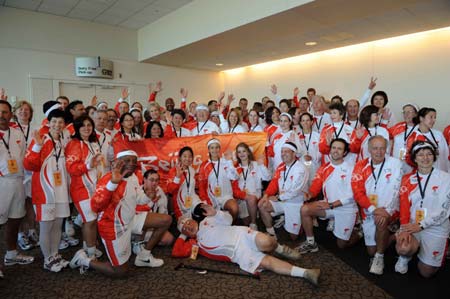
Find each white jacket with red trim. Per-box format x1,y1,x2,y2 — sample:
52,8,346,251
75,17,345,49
312,112,332,133
349,126,390,161
23,135,69,205
190,120,220,136
351,156,402,220
198,158,234,209
95,129,114,171
167,166,205,220
309,160,357,213
228,161,271,199
65,139,101,202
399,169,450,238
319,122,356,164
267,130,302,170
264,160,308,203
91,172,150,240
0,127,25,178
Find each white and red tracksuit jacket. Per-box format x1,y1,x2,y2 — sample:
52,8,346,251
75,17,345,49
264,160,308,203
228,161,271,200
267,130,302,170
319,122,355,164
312,112,332,133
190,120,220,136
136,186,168,214
351,156,402,220
349,125,390,161
23,135,69,206
167,166,206,220
198,158,234,209
65,139,101,202
406,128,449,172
0,127,25,178
91,173,151,240
163,124,192,138
95,129,114,171
309,160,357,213
399,169,450,238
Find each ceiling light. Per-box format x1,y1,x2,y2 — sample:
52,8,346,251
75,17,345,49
305,41,317,46
216,63,224,66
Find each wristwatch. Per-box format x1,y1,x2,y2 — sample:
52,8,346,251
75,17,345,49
329,203,334,209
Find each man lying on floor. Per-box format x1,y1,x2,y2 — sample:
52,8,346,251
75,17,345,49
172,203,321,286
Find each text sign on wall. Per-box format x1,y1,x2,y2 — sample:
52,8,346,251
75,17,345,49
75,57,113,79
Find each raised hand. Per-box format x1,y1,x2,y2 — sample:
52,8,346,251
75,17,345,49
154,81,162,93
217,91,225,102
270,84,277,95
91,95,98,106
0,88,7,100
148,83,153,92
32,130,44,146
368,77,377,90
325,130,334,145
227,94,235,105
121,88,129,100
382,107,392,121
293,87,299,97
175,162,183,178
180,88,188,98
110,159,125,183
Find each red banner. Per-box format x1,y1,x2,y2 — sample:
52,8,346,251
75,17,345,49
113,132,267,189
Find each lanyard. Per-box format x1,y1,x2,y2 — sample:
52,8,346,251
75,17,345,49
314,115,323,131
17,123,31,147
172,124,182,137
282,160,297,189
197,120,209,134
334,122,345,139
183,169,191,193
367,125,378,137
97,131,106,151
250,125,258,132
1,128,12,158
49,134,62,171
347,117,359,129
241,164,250,188
416,168,434,207
370,158,385,192
229,124,238,133
418,129,438,149
404,124,415,144
85,140,96,156
212,159,220,183
302,132,313,152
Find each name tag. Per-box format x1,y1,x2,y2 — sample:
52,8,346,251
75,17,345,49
53,171,62,187
7,159,18,174
368,194,378,206
399,148,406,160
214,186,222,197
185,195,192,208
415,208,426,224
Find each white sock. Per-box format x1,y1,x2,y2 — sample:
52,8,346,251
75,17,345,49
290,266,306,277
139,247,151,257
86,246,96,258
375,252,384,258
6,250,18,259
306,236,315,244
81,257,91,268
266,227,275,235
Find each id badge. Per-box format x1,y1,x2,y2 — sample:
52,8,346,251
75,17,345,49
214,186,222,197
368,194,378,206
415,208,426,224
97,170,103,181
7,159,18,174
190,244,199,260
185,195,192,208
53,171,62,187
280,189,285,195
399,148,406,160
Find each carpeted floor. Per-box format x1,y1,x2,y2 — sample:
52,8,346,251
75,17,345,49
0,223,393,299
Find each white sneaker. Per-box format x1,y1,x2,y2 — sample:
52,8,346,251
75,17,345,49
73,214,83,228
273,215,285,228
4,253,34,266
28,230,39,246
43,255,63,273
55,254,70,268
65,219,75,237
395,257,409,274
135,252,164,268
70,249,90,270
62,233,79,247
59,239,69,250
369,255,384,275
17,234,33,251
326,219,335,232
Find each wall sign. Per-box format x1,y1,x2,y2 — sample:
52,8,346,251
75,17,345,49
75,57,113,79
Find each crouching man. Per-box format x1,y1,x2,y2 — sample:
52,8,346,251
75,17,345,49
69,150,172,277
176,203,321,286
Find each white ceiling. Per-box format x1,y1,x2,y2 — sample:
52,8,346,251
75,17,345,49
143,0,450,71
1,0,193,29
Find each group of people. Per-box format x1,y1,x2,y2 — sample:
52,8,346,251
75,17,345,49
0,78,449,284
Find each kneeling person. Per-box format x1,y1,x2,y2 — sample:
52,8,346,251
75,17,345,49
70,150,172,277
299,139,360,254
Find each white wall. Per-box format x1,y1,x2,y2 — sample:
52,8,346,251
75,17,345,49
223,27,450,130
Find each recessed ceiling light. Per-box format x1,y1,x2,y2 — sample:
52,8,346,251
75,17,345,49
305,42,317,46
216,63,224,66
